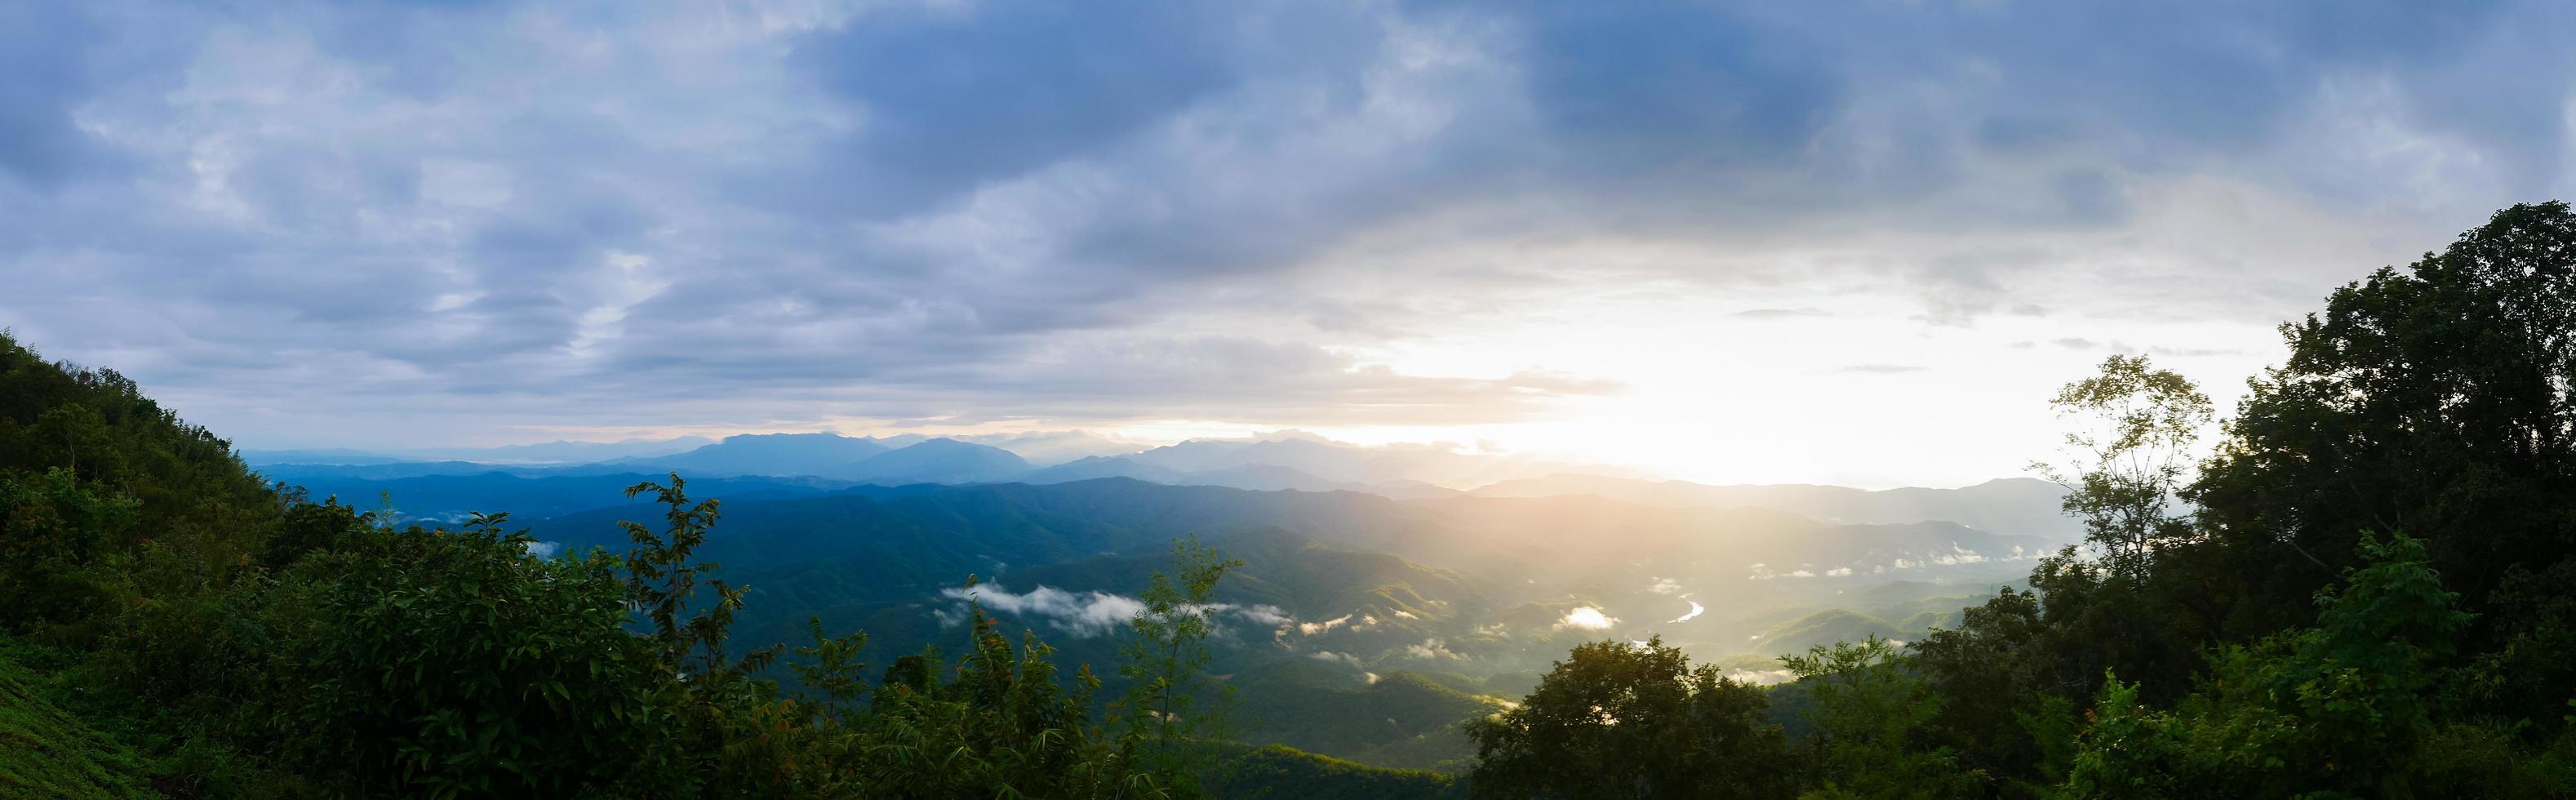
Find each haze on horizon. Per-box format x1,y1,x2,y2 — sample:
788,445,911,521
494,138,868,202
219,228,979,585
6,1,2571,488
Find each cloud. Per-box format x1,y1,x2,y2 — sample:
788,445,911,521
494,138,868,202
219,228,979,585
1837,365,1927,374
1646,577,1681,594
2,0,2568,461
1730,307,1828,319
1931,544,1990,565
1297,613,1353,636
1405,638,1463,660
1556,606,1619,631
940,584,1147,638
1229,603,1292,626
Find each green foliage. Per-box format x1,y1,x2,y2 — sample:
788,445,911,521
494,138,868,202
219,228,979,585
847,601,1155,799
1468,637,1797,800
788,615,870,722
1209,744,1466,800
2032,354,2212,578
2060,534,2489,798
1780,637,1982,800
0,647,156,800
2190,201,2576,673
1909,588,2090,799
300,512,686,798
2016,356,2214,701
619,476,776,679
1119,535,1245,795
0,468,138,629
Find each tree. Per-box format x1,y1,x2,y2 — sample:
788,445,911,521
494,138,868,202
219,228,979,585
31,404,116,482
2031,354,2212,578
1779,637,1982,800
1467,637,1796,800
0,468,138,628
1910,589,2077,798
1997,357,2219,704
613,475,792,796
619,475,775,680
854,584,1164,800
1118,536,1244,797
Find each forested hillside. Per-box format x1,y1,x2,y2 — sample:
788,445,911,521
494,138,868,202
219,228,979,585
5,202,2576,798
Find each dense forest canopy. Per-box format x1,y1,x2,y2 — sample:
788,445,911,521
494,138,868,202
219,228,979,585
6,202,2576,798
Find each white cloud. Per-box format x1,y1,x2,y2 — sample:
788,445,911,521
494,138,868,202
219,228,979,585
1406,638,1463,660
1218,603,1291,626
940,584,1148,638
7,0,2557,491
1297,613,1354,636
1556,606,1618,631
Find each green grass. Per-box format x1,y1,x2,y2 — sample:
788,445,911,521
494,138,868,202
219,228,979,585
1207,744,1466,800
0,652,158,799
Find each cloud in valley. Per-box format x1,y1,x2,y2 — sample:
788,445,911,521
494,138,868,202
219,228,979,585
939,584,1146,638
1557,607,1619,631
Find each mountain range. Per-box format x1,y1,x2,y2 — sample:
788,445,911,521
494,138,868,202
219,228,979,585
235,426,2077,771
483,476,2041,768
246,430,2076,540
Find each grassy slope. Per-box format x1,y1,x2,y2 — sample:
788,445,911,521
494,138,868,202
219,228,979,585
0,651,156,800
1209,744,1466,800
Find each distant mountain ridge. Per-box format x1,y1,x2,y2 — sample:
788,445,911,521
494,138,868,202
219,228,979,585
244,436,716,465
839,438,1033,483
1472,473,2076,542
609,432,896,478
248,433,2071,540
243,429,1621,492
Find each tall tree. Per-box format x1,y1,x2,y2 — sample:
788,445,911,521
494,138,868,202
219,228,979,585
2012,356,2217,700
2031,354,2213,578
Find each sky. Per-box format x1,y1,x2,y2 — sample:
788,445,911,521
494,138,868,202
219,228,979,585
3,0,2572,488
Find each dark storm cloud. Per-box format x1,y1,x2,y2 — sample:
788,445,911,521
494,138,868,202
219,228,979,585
0,0,2567,447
